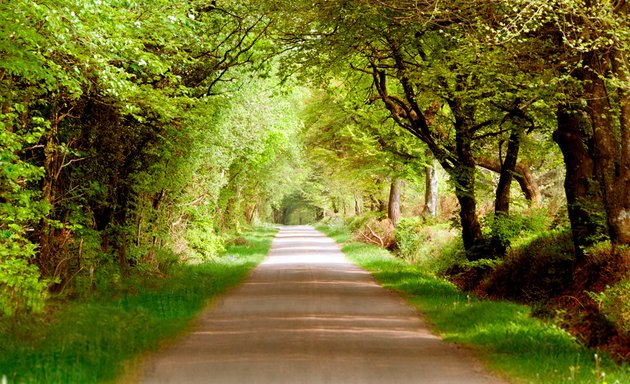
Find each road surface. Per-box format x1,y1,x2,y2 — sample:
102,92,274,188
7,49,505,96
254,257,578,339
140,226,507,384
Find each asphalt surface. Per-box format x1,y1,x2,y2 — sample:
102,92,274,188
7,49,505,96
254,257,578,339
140,225,507,384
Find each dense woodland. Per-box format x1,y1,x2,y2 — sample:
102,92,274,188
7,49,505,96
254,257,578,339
1,0,629,361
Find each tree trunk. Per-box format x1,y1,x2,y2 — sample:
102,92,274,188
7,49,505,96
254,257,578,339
609,50,630,244
354,192,362,216
454,175,483,256
454,126,484,257
476,156,541,206
608,49,630,245
369,195,377,211
422,160,438,217
494,127,522,215
553,104,606,259
118,231,129,275
369,194,386,213
584,53,630,246
388,179,402,227
485,127,522,256
331,197,339,214
38,114,64,276
315,207,324,221
245,203,257,224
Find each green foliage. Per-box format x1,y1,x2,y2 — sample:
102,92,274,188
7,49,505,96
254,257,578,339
0,248,48,317
395,217,459,268
483,209,551,251
346,211,384,233
299,80,427,219
184,221,225,262
431,235,469,275
394,217,426,260
585,244,630,340
0,109,51,315
315,218,350,243
589,278,630,338
0,0,306,315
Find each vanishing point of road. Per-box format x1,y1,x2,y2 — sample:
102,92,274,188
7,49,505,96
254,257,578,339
140,226,507,384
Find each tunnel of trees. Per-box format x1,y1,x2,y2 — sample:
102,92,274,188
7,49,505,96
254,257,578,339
1,0,628,357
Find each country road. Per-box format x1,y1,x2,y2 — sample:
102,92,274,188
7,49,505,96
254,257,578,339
139,226,507,384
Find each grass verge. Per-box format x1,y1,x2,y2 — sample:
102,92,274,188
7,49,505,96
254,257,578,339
0,226,276,384
318,224,630,384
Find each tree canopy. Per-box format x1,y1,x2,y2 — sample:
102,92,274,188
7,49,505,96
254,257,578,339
1,0,628,318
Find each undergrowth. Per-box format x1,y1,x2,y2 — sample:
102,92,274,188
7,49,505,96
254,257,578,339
318,224,630,384
0,226,276,384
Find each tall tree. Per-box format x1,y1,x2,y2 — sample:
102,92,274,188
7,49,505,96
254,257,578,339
487,0,629,252
264,0,562,258
423,160,439,218
0,0,279,311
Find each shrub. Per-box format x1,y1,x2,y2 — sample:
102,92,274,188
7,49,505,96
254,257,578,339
346,211,383,233
433,236,468,275
395,218,459,271
184,221,225,261
482,209,551,252
354,218,395,249
590,279,630,338
482,229,575,302
394,217,424,259
0,235,49,316
585,245,630,340
0,253,48,316
320,214,345,231
0,116,50,316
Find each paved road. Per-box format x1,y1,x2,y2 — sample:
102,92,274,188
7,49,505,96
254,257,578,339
140,226,507,384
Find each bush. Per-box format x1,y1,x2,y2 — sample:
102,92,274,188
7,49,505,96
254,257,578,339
394,217,424,259
354,217,395,249
585,245,630,341
0,236,48,316
482,209,551,252
433,236,468,275
482,229,575,302
590,279,630,338
395,218,459,271
346,211,383,233
184,221,225,261
319,214,346,231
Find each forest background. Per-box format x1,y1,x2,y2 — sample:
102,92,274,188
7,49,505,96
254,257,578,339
1,0,629,369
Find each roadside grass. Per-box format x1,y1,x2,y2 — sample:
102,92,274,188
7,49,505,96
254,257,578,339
0,226,276,384
318,225,630,384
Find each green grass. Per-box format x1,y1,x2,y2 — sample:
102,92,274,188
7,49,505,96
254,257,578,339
0,226,276,384
318,225,630,384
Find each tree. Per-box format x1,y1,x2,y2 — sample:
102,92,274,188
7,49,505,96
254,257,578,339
487,0,629,253
299,79,429,223
0,0,281,309
423,159,439,218
211,70,308,231
263,0,564,258
388,179,403,226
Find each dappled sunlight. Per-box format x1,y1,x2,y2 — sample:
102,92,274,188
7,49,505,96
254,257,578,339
242,279,375,287
191,325,433,340
261,254,351,266
273,234,330,239
143,226,507,383
267,246,340,254
262,231,350,265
